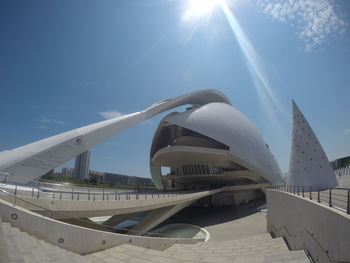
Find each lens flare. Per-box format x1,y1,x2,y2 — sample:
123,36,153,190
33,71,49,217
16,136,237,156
181,0,288,126
219,1,286,116
218,1,289,135
217,0,289,143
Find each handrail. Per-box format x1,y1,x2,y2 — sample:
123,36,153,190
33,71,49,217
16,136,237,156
0,189,204,240
0,183,189,202
271,185,350,215
34,180,156,191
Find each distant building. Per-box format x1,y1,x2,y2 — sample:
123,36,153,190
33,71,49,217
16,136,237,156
103,172,153,186
73,151,91,180
89,170,104,184
331,156,350,176
330,156,350,170
61,167,74,177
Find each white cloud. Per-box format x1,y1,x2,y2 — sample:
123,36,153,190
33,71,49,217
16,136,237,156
39,116,64,125
344,128,350,135
258,0,347,51
99,110,125,120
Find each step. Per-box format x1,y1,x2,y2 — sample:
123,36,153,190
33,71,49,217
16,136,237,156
1,217,308,263
9,227,39,263
1,222,26,263
0,220,99,263
87,233,309,263
0,219,10,263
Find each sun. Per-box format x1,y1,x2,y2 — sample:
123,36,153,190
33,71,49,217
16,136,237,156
183,0,219,21
189,0,217,15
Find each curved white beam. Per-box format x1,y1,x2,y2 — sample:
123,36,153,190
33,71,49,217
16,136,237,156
0,90,230,184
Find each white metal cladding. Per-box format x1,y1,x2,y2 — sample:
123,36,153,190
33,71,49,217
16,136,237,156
287,101,337,189
153,102,283,185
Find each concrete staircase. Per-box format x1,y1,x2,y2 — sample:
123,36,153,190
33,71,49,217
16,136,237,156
86,233,310,263
0,217,99,263
0,215,309,263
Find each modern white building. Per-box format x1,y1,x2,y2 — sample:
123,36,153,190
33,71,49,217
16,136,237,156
0,89,282,201
150,101,283,205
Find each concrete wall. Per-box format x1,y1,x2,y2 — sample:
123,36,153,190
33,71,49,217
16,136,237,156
0,198,203,255
211,189,260,206
267,189,350,263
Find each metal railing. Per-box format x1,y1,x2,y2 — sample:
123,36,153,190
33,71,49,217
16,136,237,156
0,184,188,202
0,188,204,240
272,185,350,215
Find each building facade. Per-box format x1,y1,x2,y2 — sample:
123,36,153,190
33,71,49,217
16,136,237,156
103,172,153,186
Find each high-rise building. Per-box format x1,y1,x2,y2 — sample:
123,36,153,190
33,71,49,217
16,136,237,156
73,151,91,180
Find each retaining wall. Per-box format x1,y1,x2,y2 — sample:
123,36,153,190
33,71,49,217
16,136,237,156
267,189,350,263
0,198,202,255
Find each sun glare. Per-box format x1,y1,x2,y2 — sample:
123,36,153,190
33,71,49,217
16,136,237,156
183,0,219,21
190,0,217,15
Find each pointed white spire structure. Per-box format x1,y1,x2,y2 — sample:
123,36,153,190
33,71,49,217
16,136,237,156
287,100,338,189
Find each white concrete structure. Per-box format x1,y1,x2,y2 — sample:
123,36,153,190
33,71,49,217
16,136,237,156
0,90,230,184
267,189,350,263
0,198,202,254
0,90,282,192
287,101,337,189
150,102,283,190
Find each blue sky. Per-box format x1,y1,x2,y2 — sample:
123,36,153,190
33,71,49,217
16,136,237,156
0,0,349,177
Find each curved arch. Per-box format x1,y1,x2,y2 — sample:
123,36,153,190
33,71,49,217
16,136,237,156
0,90,230,184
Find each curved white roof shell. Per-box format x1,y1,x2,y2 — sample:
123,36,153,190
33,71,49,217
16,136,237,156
152,102,283,186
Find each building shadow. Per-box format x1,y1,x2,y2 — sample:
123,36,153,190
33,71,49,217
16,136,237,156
160,199,266,228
